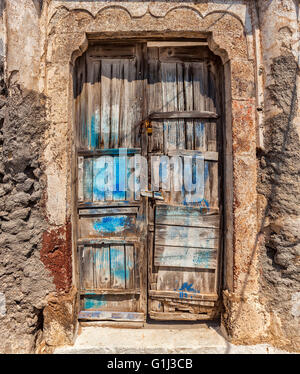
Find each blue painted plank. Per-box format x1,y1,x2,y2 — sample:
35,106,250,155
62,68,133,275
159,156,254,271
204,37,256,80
110,245,126,289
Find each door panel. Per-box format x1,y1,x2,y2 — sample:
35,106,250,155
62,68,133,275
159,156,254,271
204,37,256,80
75,43,147,322
147,46,222,320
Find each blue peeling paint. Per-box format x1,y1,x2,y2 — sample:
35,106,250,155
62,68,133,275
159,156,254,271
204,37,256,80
90,115,97,149
93,216,128,234
192,249,212,269
84,295,107,310
110,247,125,282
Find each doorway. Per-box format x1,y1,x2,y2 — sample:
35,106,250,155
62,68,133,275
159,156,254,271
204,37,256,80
74,40,223,322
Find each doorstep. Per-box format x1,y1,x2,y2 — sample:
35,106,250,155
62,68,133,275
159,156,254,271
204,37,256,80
54,322,290,354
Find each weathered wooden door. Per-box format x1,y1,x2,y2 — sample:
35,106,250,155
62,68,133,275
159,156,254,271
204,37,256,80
147,44,222,320
75,43,148,322
74,42,222,322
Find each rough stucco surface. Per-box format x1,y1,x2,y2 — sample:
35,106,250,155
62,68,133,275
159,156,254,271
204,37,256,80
256,0,300,352
0,60,55,353
0,0,298,353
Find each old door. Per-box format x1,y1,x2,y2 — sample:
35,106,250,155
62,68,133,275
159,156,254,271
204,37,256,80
75,43,148,322
75,41,223,322
147,44,222,320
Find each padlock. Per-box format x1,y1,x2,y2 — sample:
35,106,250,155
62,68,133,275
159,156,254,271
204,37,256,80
145,119,152,136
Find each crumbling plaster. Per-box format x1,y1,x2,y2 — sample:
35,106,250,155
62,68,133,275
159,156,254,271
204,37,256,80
0,0,298,353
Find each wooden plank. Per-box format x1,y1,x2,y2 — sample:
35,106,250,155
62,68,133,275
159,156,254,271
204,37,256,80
193,62,206,152
80,246,94,290
149,290,218,301
110,245,126,289
167,149,218,161
155,225,219,248
110,61,122,148
184,63,194,150
78,201,141,209
78,156,84,201
154,246,217,269
100,61,112,148
158,46,214,62
161,62,177,152
149,111,218,119
78,238,139,246
113,155,126,201
80,290,140,295
79,207,139,216
125,244,135,289
83,157,93,201
78,310,144,322
88,44,136,59
155,205,219,228
78,148,141,156
94,245,110,289
149,311,212,321
80,321,144,328
148,52,163,153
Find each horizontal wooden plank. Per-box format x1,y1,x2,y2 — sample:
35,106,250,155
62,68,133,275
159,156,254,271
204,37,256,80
149,290,218,302
79,207,139,216
80,321,144,328
147,41,207,47
79,311,145,322
154,202,219,215
78,238,140,246
155,225,219,248
149,111,218,119
154,246,217,269
167,150,218,161
155,205,219,228
78,201,141,209
80,290,140,295
78,148,141,157
79,214,136,238
149,311,213,321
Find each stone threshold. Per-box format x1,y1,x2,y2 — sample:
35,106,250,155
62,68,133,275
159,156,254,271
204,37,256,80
54,322,290,354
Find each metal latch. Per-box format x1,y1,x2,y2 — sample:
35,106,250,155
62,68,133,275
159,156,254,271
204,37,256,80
140,190,164,200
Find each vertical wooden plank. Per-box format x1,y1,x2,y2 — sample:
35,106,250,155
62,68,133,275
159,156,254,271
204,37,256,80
148,49,163,153
94,245,110,289
184,63,194,150
83,157,93,201
80,55,88,148
120,60,130,148
110,61,122,148
81,246,94,290
113,155,126,201
110,245,126,289
176,63,185,150
161,62,177,152
193,62,206,151
90,60,101,149
125,245,135,289
93,156,113,202
100,61,112,148
78,156,84,201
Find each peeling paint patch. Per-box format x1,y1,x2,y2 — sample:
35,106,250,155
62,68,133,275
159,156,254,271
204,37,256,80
41,222,72,292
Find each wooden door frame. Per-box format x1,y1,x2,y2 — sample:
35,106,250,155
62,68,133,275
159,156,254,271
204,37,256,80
72,35,229,323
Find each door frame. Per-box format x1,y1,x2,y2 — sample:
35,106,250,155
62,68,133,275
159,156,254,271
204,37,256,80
73,36,227,322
